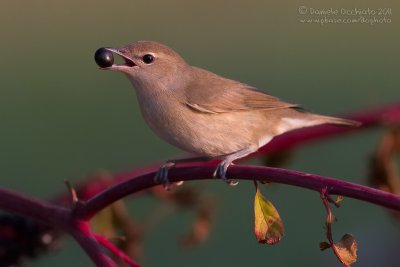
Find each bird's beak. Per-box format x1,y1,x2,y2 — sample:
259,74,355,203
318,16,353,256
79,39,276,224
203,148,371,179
101,48,137,71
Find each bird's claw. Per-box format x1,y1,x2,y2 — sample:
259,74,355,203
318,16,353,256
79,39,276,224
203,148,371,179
154,162,176,190
213,161,239,186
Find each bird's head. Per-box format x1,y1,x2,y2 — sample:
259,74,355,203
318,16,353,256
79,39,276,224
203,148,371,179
95,41,189,91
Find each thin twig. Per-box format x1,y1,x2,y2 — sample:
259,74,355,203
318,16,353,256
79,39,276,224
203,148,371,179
68,221,117,267
94,233,141,267
320,188,349,267
65,180,79,203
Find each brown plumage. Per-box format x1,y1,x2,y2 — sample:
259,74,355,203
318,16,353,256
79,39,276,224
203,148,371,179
98,40,360,186
185,67,298,113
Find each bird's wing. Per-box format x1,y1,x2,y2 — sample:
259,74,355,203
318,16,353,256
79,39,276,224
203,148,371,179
184,67,298,114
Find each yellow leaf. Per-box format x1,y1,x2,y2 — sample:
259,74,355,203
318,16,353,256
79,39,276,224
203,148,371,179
92,205,117,238
334,234,358,266
254,188,284,245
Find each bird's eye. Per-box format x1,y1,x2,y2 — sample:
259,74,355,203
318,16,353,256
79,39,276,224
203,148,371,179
142,54,154,64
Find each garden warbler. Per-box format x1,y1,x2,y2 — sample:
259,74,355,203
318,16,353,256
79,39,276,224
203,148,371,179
95,41,359,186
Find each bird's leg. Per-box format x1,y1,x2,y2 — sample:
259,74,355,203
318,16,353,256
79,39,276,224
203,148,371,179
154,156,210,189
213,146,258,186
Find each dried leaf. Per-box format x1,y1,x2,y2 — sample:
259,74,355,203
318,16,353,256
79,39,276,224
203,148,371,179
254,188,284,245
368,127,400,219
320,189,355,266
369,128,400,194
263,151,293,167
319,242,331,251
335,196,344,205
180,199,216,247
170,187,201,208
334,234,358,266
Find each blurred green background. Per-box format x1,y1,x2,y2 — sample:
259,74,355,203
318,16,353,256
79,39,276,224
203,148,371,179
0,0,399,266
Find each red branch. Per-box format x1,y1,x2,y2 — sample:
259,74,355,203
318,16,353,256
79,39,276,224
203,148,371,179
94,233,141,267
75,165,400,220
69,221,117,267
1,165,400,266
62,102,400,204
0,102,399,266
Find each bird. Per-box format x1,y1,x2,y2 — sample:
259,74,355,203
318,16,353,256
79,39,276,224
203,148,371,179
94,40,360,187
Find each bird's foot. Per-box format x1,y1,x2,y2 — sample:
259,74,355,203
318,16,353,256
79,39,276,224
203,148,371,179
213,161,239,186
154,161,176,190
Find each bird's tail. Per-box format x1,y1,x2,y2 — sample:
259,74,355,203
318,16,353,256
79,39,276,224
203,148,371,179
275,109,361,135
310,114,361,127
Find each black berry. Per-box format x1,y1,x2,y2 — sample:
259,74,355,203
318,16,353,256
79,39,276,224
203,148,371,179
95,48,114,68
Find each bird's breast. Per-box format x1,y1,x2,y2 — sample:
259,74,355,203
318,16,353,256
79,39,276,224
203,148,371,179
136,92,192,149
135,92,271,157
